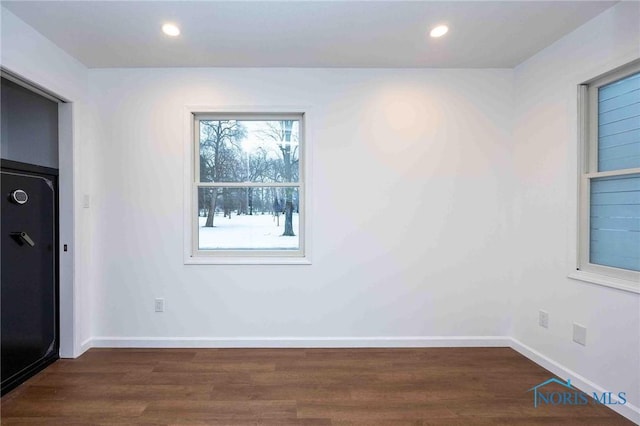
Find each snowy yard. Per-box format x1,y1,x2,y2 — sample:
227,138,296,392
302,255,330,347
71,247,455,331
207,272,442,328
198,213,299,250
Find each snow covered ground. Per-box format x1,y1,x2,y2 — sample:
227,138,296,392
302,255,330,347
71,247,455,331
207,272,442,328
198,213,299,250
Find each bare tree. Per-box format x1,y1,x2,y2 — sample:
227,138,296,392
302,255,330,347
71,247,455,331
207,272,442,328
199,120,245,227
260,121,298,236
245,147,271,215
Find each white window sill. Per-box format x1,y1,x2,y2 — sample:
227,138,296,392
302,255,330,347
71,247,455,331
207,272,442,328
568,270,640,294
185,256,312,265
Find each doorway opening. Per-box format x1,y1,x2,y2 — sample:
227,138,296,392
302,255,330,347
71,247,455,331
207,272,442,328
1,76,61,394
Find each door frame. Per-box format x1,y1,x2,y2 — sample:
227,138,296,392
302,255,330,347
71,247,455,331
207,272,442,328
1,68,78,358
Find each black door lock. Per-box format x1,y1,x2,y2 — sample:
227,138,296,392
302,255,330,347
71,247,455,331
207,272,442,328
10,232,35,247
9,190,28,205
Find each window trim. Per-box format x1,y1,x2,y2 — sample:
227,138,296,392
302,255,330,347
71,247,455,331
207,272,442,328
575,61,640,291
183,106,312,265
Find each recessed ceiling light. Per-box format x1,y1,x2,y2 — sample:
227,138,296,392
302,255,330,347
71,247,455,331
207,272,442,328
162,23,180,37
430,25,449,38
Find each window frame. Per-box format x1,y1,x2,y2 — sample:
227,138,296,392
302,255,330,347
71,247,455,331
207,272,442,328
183,107,311,265
574,61,640,292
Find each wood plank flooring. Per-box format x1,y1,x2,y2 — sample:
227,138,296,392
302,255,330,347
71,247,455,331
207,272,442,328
1,348,634,425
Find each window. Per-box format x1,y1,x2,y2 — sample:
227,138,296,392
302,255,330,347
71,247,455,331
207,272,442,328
576,62,640,290
186,112,308,264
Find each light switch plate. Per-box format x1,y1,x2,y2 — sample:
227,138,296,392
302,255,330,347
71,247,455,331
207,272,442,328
539,310,549,328
154,298,165,313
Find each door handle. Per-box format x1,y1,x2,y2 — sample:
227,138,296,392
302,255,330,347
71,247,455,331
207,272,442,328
10,232,35,247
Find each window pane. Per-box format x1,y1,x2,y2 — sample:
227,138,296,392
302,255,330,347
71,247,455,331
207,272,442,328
199,119,300,183
197,186,300,250
598,72,640,171
590,173,640,271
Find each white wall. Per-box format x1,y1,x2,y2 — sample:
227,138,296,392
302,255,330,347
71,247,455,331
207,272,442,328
511,0,640,414
88,68,514,343
0,8,91,357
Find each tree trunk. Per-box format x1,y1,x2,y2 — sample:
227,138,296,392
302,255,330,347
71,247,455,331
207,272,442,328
223,189,230,218
283,204,294,236
205,193,216,227
283,188,295,236
280,120,295,236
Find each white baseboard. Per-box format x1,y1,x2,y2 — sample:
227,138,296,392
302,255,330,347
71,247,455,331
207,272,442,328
61,338,93,359
88,335,511,349
510,337,640,425
79,338,93,355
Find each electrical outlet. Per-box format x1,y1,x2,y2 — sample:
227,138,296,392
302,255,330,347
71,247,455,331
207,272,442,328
539,310,549,329
573,323,586,346
154,298,165,313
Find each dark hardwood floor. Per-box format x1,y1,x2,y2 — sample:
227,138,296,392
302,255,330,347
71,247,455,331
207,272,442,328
1,347,634,425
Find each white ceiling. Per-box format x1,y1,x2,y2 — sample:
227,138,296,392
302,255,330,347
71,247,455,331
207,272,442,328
2,1,618,68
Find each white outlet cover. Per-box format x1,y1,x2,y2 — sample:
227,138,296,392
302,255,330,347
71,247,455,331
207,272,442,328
539,310,549,328
573,323,587,346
